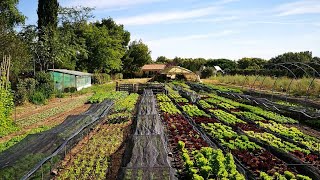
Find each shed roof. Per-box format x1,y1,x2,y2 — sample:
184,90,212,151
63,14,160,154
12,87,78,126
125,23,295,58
160,66,200,82
48,69,93,76
141,64,166,71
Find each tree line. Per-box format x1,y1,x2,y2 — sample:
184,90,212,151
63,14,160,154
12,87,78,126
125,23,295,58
1,0,152,104
156,51,320,78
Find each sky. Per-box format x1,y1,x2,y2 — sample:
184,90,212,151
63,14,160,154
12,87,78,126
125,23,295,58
18,0,320,60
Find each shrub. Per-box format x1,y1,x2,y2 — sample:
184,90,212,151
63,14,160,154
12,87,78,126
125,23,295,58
54,90,65,98
112,73,123,80
64,87,77,93
15,78,36,104
35,72,54,99
93,73,111,84
201,67,215,78
30,91,47,105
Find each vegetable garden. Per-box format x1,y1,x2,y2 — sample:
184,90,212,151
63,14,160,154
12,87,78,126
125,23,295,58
1,81,320,180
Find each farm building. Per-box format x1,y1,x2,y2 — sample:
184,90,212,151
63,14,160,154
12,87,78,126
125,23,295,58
48,69,93,91
161,66,201,82
141,64,166,77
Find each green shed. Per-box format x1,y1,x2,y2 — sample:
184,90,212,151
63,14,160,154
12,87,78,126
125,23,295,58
48,69,93,91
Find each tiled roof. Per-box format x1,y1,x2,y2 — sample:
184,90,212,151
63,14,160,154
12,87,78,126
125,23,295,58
141,64,166,71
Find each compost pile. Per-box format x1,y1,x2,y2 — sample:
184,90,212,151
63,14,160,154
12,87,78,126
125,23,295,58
0,100,113,177
119,89,176,180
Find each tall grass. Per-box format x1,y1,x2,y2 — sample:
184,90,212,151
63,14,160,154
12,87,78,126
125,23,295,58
209,75,320,97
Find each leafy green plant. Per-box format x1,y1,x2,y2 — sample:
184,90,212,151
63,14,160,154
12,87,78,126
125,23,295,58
257,121,320,152
178,141,245,180
245,131,310,154
30,91,47,105
0,79,17,137
198,100,213,109
88,91,128,103
182,105,210,118
159,102,181,115
57,123,129,179
202,123,260,151
206,93,298,124
156,94,171,102
210,110,245,125
233,111,265,121
16,96,88,127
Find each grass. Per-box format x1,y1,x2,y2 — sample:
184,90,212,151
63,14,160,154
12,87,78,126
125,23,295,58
208,75,320,97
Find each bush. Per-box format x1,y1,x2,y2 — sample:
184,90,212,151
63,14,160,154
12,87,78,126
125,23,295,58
35,72,54,99
112,73,123,80
0,79,18,136
201,67,215,78
93,73,111,84
64,87,77,93
30,91,47,105
54,90,65,98
15,78,36,105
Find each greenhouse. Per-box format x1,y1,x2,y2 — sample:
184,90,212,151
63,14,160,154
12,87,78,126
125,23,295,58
48,69,93,91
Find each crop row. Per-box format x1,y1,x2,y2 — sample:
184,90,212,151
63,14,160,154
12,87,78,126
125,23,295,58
210,110,245,125
57,123,128,179
206,94,297,124
16,96,88,127
201,94,320,176
178,141,244,180
204,93,320,155
170,84,315,178
88,91,128,103
181,105,210,118
257,121,320,152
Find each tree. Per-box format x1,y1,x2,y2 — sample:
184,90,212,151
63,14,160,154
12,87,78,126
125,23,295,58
0,0,30,83
156,56,171,64
77,18,130,73
37,0,59,71
269,51,313,64
206,59,236,71
54,6,94,70
37,0,59,35
237,57,266,69
0,0,25,31
122,40,152,75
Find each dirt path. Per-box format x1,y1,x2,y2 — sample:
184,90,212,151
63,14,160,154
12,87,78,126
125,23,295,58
0,104,90,144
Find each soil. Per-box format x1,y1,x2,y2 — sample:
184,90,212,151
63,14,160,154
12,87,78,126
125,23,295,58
0,104,90,144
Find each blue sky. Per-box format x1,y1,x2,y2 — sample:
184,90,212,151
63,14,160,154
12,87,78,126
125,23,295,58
18,0,320,60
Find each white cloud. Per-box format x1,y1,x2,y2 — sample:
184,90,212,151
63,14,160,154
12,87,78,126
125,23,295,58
147,30,235,46
276,0,320,16
190,16,239,23
248,21,320,26
59,0,165,10
116,6,219,26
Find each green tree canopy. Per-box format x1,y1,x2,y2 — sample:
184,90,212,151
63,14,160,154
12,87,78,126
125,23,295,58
156,56,171,64
80,18,130,73
206,59,236,71
0,0,25,31
269,51,313,64
37,0,59,34
237,57,267,69
122,40,152,75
